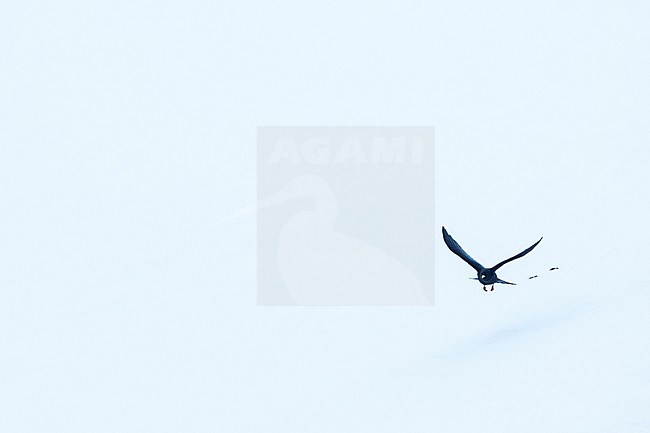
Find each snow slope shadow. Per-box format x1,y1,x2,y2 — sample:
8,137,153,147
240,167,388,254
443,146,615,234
439,303,592,361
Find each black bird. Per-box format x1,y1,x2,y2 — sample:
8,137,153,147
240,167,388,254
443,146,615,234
442,226,542,292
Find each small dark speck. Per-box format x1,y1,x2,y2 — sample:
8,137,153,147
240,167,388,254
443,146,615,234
550,267,559,271
529,275,538,279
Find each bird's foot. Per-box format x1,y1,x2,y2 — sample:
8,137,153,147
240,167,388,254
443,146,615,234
483,286,487,292
490,285,494,291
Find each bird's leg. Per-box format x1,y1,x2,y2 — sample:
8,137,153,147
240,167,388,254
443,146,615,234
490,285,494,291
483,286,487,292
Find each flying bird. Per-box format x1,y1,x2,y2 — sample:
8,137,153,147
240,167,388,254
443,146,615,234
442,226,542,292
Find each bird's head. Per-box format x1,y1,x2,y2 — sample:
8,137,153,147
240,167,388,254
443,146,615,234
478,269,496,284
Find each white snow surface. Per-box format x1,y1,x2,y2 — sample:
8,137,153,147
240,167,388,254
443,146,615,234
1,1,649,432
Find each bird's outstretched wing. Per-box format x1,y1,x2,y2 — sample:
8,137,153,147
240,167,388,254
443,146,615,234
492,237,543,271
496,278,516,285
442,226,483,271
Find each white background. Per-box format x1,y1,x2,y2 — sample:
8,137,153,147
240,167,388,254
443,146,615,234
1,1,649,432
